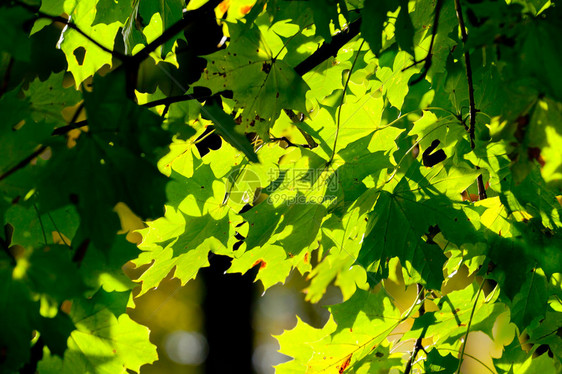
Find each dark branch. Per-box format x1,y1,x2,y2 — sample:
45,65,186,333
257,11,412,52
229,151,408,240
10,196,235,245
142,91,211,108
294,18,362,76
0,102,86,182
16,2,127,61
130,0,223,65
283,109,318,148
143,15,361,121
51,120,88,136
51,102,85,136
404,339,424,374
0,145,47,183
72,238,90,265
404,0,443,85
404,284,426,374
123,0,221,100
454,0,487,200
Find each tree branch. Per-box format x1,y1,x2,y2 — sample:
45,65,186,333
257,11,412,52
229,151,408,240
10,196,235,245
144,16,362,114
16,2,127,61
0,145,47,183
0,102,85,182
404,284,427,374
130,0,223,65
283,109,318,148
453,0,487,200
51,119,87,136
456,278,485,373
294,18,362,76
51,102,85,136
142,91,210,108
403,0,443,85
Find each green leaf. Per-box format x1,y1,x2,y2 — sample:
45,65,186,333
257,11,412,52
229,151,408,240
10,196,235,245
38,312,76,357
357,160,480,289
0,252,41,372
138,0,185,57
24,71,82,124
360,0,394,54
0,6,33,61
0,89,50,175
202,103,259,163
4,1,562,372
36,72,169,251
275,316,337,373
26,245,87,303
424,349,458,373
93,0,133,25
510,267,549,330
132,154,237,295
195,21,310,137
404,283,505,345
38,290,157,373
277,290,402,373
56,0,123,85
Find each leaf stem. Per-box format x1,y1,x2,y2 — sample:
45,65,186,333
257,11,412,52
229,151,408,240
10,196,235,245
294,18,362,76
142,91,210,108
439,348,496,373
47,212,71,248
385,120,456,184
16,1,127,61
51,102,85,136
404,284,426,374
283,109,318,148
0,145,47,183
403,0,443,85
194,129,216,144
329,39,365,164
456,279,485,373
33,204,48,245
453,0,487,200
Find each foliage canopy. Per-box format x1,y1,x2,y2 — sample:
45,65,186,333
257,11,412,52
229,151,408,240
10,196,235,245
1,0,562,372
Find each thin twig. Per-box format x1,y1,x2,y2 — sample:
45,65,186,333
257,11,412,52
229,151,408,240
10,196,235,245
403,0,443,85
456,279,485,373
130,0,223,65
51,119,87,136
51,102,85,136
33,204,48,245
329,39,365,164
194,129,216,144
0,101,85,182
294,18,362,76
283,109,318,148
46,212,71,248
142,91,210,108
0,145,47,183
269,136,313,149
453,0,487,200
16,2,127,61
404,284,426,374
